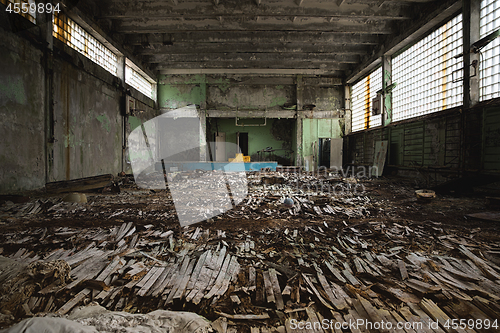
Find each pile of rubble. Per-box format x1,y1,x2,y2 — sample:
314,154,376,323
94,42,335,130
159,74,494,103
0,171,499,332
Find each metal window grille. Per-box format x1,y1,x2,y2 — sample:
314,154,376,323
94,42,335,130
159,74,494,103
125,61,155,100
392,15,463,122
480,0,500,101
351,67,382,132
52,13,118,76
1,0,37,23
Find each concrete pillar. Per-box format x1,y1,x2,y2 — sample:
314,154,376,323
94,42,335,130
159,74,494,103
463,0,481,108
382,55,393,126
38,12,54,182
469,0,481,106
344,85,352,135
295,75,303,166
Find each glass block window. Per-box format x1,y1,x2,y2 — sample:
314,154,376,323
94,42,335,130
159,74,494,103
1,0,37,24
480,0,500,101
125,59,156,100
351,67,382,132
392,15,463,122
53,13,118,76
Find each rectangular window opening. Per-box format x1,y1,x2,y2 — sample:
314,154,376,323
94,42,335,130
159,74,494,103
52,12,118,76
125,59,156,101
480,0,500,101
392,14,463,122
351,67,382,132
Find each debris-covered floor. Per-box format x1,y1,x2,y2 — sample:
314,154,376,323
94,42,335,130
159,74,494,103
1,171,500,332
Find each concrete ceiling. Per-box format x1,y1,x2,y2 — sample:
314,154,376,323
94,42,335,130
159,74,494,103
74,0,461,78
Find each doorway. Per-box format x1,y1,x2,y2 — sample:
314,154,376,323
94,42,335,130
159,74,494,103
319,138,331,168
237,132,248,156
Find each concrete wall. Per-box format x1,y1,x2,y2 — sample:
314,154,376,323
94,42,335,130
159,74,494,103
0,24,157,193
0,28,46,193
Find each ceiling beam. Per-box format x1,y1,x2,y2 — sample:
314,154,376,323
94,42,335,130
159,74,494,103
135,43,372,55
113,18,394,34
99,1,411,20
158,68,343,76
145,53,360,64
152,61,352,71
122,31,381,45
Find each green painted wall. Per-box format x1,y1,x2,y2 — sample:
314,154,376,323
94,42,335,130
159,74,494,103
158,74,296,112
302,118,343,156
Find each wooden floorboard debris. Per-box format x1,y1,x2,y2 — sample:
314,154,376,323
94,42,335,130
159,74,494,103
305,307,325,333
398,259,409,280
357,294,391,333
302,274,334,310
138,266,165,297
316,270,347,311
45,174,114,193
269,268,284,310
263,270,276,304
55,288,91,315
325,261,347,283
419,298,468,333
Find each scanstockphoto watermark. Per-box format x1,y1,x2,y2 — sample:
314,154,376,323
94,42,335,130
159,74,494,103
289,318,499,331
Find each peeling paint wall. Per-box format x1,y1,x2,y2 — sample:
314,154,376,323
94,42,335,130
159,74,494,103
0,29,45,193
158,74,296,112
0,26,158,193
49,57,123,182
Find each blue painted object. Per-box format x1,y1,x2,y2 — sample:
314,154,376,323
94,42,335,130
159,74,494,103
155,161,277,172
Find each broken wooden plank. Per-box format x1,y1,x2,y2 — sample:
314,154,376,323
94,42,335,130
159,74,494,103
302,274,334,310
398,259,408,280
357,295,391,333
262,270,276,304
45,174,114,193
204,253,232,300
419,298,467,333
138,266,165,297
342,269,360,286
55,288,91,315
173,259,196,300
325,261,347,283
316,270,347,311
269,268,284,310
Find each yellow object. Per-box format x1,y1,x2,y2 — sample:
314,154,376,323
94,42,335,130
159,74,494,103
229,154,250,162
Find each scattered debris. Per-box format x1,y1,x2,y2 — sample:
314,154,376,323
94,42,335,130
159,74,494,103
0,171,499,332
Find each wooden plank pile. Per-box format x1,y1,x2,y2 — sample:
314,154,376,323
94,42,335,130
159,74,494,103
1,217,500,332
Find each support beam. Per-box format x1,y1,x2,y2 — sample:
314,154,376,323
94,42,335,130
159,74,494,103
135,43,371,56
145,53,359,64
123,32,381,46
113,18,394,34
382,55,392,126
296,75,304,167
158,68,345,76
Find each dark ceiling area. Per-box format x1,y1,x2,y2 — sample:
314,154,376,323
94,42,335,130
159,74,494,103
73,0,461,78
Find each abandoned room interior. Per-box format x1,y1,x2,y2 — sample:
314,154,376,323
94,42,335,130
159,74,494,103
1,0,500,332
